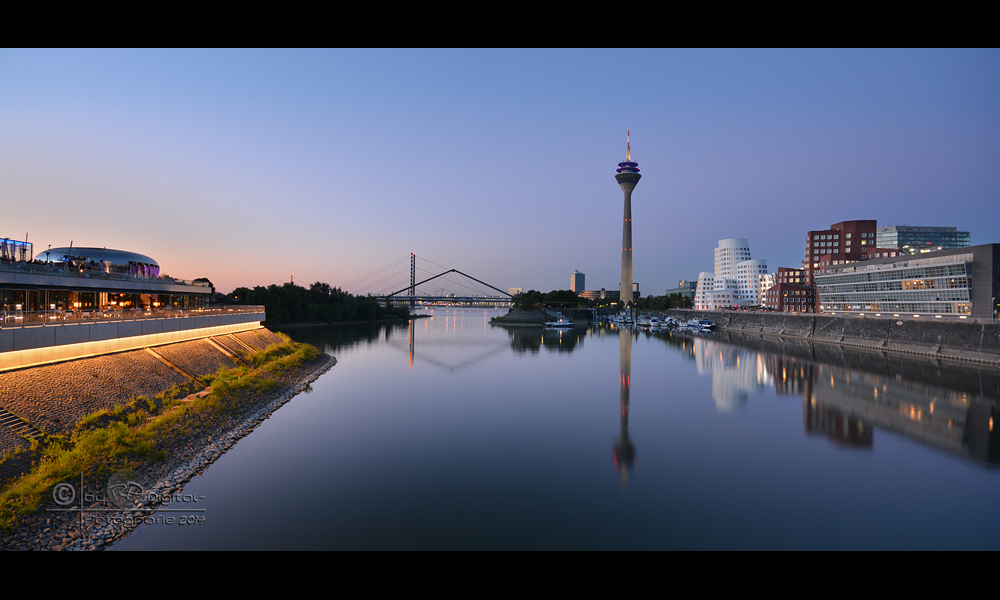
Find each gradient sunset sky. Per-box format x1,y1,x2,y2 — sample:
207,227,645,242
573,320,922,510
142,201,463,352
3,49,998,295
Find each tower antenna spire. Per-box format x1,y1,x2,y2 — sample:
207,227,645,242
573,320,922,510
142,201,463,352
626,130,631,162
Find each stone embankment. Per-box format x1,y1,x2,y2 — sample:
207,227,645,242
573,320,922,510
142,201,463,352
0,328,334,550
0,329,287,457
490,309,546,325
670,310,1000,365
490,308,592,326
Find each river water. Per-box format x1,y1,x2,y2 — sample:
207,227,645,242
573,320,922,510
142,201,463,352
112,308,1000,550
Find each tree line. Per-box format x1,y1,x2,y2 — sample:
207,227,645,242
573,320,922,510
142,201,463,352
511,290,590,310
222,282,410,325
635,293,693,311
511,290,692,311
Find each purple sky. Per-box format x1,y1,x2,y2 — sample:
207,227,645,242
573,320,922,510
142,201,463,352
3,49,998,295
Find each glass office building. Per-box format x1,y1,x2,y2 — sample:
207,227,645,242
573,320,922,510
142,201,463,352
876,226,970,255
815,244,999,318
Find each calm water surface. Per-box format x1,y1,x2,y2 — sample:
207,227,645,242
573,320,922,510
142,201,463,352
112,308,1000,550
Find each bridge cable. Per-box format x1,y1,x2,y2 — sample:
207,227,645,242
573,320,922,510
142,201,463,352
341,257,409,291
355,267,410,295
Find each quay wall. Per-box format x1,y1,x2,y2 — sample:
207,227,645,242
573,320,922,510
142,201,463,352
563,309,594,323
668,310,1000,365
0,311,265,371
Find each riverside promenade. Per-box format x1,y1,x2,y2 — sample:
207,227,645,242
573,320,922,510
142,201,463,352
670,310,1000,366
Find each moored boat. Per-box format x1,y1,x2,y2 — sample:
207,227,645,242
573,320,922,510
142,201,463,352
545,319,574,328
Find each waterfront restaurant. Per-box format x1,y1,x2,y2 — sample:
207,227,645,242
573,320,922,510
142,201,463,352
1,241,265,372
1,245,213,318
814,244,1000,319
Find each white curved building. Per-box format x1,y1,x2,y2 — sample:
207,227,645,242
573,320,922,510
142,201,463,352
695,239,769,310
714,239,752,279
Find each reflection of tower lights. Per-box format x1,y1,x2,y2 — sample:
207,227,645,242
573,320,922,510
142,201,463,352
614,331,636,494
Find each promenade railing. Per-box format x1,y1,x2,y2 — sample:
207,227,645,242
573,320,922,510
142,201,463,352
672,307,996,323
0,306,265,329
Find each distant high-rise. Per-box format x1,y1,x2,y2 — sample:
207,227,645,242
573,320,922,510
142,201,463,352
616,132,641,305
570,270,585,293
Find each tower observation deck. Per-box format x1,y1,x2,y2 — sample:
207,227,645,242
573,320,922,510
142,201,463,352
615,131,641,305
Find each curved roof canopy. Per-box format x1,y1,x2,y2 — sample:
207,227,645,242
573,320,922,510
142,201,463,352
36,247,158,267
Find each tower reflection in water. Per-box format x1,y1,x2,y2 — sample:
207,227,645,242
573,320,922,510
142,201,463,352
613,329,637,494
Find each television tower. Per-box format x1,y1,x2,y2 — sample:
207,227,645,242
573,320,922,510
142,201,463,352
616,131,641,305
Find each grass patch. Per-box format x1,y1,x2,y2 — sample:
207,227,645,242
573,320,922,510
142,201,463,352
251,341,320,374
0,338,322,535
76,409,105,428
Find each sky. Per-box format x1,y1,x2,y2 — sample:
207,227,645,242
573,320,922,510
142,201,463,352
2,49,998,296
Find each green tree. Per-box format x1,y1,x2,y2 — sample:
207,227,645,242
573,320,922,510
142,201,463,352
512,290,543,310
222,281,408,325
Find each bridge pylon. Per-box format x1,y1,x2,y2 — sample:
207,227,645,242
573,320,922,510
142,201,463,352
378,258,513,308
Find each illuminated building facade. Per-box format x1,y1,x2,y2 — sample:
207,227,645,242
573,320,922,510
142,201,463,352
764,268,816,312
1,239,263,371
2,246,211,313
580,289,620,302
814,243,999,318
801,220,901,311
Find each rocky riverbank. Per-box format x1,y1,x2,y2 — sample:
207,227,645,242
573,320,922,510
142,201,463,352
0,332,335,551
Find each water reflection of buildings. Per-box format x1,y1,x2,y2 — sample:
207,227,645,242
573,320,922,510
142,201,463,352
758,355,865,447
764,355,872,448
807,363,995,460
684,331,1000,464
503,325,588,354
690,336,773,412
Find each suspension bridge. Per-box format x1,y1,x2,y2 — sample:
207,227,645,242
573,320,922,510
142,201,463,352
345,254,513,308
